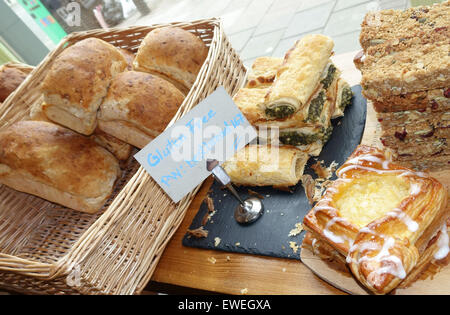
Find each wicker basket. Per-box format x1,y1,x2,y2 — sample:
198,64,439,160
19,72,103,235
0,18,247,295
0,61,34,75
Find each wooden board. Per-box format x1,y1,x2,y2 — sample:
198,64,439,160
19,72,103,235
301,241,450,295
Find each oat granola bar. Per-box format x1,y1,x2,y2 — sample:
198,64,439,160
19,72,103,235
372,87,449,112
360,42,450,100
360,1,450,51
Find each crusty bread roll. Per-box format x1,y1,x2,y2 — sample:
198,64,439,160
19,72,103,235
0,121,121,213
119,48,135,71
0,64,28,102
133,27,209,95
97,71,185,148
91,127,133,161
29,102,132,162
41,38,127,135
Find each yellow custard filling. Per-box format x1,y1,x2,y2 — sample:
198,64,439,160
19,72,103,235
334,175,411,228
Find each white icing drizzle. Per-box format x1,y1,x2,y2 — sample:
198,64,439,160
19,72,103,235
337,164,408,177
352,236,407,280
434,224,450,261
386,208,419,232
345,155,385,166
323,217,354,245
409,183,421,196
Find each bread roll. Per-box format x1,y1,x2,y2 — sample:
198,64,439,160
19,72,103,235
97,71,185,148
133,27,209,95
41,38,127,135
91,128,132,161
119,48,135,71
0,64,28,102
0,121,121,213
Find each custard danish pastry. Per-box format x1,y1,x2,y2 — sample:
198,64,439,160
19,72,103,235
303,145,448,294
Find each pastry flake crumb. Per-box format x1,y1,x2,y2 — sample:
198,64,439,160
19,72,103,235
248,189,264,199
205,195,215,212
240,288,248,295
214,237,221,247
302,174,315,205
312,160,339,180
289,222,304,237
186,226,209,238
311,160,331,179
201,195,216,225
289,241,299,254
226,256,231,261
207,257,216,264
282,268,286,272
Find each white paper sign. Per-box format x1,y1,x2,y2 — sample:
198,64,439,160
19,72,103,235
134,86,258,203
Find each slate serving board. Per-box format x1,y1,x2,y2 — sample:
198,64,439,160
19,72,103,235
182,85,367,260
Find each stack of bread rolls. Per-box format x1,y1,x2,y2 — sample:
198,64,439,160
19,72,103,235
0,27,209,213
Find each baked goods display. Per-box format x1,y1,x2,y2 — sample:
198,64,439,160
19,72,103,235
97,71,185,148
303,145,449,294
355,1,449,171
222,145,308,188
0,27,210,214
133,26,209,95
0,121,120,213
41,38,128,135
0,63,30,103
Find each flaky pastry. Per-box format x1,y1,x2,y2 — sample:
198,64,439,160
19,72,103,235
303,145,448,294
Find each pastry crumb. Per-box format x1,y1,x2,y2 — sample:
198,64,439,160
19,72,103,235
205,195,215,212
186,226,209,238
248,189,264,199
226,256,231,261
240,288,248,295
289,241,299,254
207,257,216,264
302,174,315,205
214,237,221,247
282,268,286,272
289,223,304,237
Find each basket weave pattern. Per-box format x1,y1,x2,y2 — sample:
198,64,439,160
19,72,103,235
0,18,246,294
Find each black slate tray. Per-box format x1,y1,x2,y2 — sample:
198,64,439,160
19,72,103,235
182,85,367,260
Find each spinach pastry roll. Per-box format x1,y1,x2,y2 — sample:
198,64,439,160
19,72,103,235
262,34,334,119
331,78,353,119
222,145,308,188
245,57,283,89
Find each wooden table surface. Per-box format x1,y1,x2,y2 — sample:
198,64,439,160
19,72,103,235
148,50,450,295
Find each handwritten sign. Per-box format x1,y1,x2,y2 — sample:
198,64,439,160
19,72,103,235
135,86,257,203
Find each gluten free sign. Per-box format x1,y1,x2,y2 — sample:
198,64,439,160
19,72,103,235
135,87,257,203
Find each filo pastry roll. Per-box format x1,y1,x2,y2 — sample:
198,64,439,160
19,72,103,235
233,88,333,156
245,57,283,89
262,34,334,119
222,145,308,188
